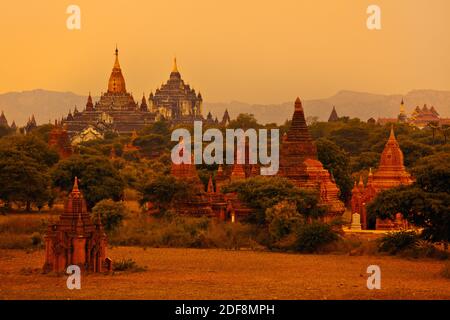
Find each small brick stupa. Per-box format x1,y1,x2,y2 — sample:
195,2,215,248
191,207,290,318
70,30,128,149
278,98,345,220
43,177,111,273
170,138,213,216
351,126,413,229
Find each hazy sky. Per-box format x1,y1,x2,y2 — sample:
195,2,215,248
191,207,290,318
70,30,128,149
0,0,449,103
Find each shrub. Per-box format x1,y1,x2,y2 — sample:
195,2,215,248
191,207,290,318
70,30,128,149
295,221,339,253
113,258,146,272
91,199,128,233
30,232,43,247
265,201,303,242
109,215,256,250
378,230,419,255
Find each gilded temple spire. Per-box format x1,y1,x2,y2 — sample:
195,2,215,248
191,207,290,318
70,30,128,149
108,46,127,93
172,57,179,73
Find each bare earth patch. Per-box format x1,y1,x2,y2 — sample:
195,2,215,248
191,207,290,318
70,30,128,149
0,247,449,300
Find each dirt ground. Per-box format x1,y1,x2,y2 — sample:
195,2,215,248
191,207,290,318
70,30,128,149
0,247,449,300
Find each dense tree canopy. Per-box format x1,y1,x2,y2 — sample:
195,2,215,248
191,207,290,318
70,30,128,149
316,138,353,202
0,134,59,167
223,176,325,224
51,155,125,210
139,175,193,213
0,149,52,211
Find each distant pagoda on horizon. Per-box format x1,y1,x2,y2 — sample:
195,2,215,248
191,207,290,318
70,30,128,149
328,106,339,122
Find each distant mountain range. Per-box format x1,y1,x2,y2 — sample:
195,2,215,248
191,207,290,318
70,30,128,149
0,89,449,126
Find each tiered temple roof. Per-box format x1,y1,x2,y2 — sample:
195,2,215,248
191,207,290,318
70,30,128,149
278,98,345,219
43,178,111,273
351,126,413,229
149,58,203,122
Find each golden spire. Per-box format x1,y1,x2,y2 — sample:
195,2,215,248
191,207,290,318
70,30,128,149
108,46,127,93
172,57,178,73
113,46,121,69
400,99,406,114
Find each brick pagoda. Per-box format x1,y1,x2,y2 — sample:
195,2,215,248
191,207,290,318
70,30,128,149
43,178,111,273
278,98,345,220
350,126,413,229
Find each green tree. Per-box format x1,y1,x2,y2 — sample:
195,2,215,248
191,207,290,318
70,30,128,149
295,221,339,253
91,199,128,233
329,125,370,155
51,155,125,210
223,176,325,224
0,134,59,167
0,149,52,211
397,139,434,168
228,113,261,130
316,138,353,202
265,201,303,242
350,151,379,173
139,175,193,213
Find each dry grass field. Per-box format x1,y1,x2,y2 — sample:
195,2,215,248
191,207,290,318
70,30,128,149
0,247,449,300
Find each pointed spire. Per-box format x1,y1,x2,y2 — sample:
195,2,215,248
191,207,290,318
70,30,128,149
400,99,406,114
140,93,148,111
86,92,94,111
358,175,364,187
207,175,214,193
172,57,179,73
0,111,8,127
114,46,120,69
72,176,80,193
285,97,315,151
388,125,397,142
108,45,126,93
328,106,339,122
295,97,303,111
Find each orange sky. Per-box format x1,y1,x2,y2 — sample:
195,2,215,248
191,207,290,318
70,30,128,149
0,0,449,103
